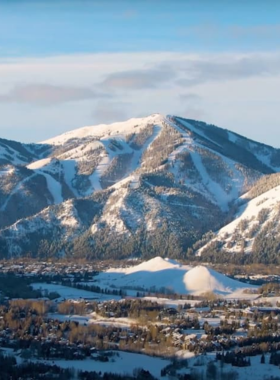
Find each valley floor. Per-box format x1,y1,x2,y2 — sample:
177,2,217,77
0,258,280,380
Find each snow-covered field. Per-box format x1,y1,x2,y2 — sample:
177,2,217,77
45,351,170,378
6,347,280,380
31,283,121,302
185,352,280,380
4,348,171,379
47,312,138,328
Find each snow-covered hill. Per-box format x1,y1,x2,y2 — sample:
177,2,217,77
197,173,280,263
96,257,254,296
0,113,280,259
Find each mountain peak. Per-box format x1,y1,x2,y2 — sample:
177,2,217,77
41,113,166,146
1,114,280,260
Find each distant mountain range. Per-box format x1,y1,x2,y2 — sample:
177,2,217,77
0,114,279,262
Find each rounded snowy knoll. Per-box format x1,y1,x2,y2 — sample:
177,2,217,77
106,256,184,275
183,266,253,295
96,257,255,296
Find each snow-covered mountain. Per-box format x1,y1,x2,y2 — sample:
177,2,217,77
0,113,280,260
196,173,280,264
0,137,50,166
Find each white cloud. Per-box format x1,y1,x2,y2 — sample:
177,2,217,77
0,84,109,106
179,93,202,101
92,101,129,123
0,52,280,146
101,67,176,90
176,54,280,87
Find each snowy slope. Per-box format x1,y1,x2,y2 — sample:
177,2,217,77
96,257,254,296
0,115,165,230
41,114,164,145
197,173,280,258
183,266,251,294
32,114,165,197
0,137,50,165
165,116,263,211
1,113,280,259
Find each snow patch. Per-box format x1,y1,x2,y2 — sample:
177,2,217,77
27,157,52,170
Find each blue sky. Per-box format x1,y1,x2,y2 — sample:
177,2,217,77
0,0,280,145
1,0,280,56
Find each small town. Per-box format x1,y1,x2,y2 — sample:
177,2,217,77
0,259,279,379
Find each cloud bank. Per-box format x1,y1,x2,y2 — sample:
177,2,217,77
0,52,280,146
0,84,109,106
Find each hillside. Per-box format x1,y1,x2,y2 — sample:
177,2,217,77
95,256,255,296
0,113,280,260
196,173,280,264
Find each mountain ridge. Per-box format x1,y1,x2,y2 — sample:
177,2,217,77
0,113,279,261
195,173,280,264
